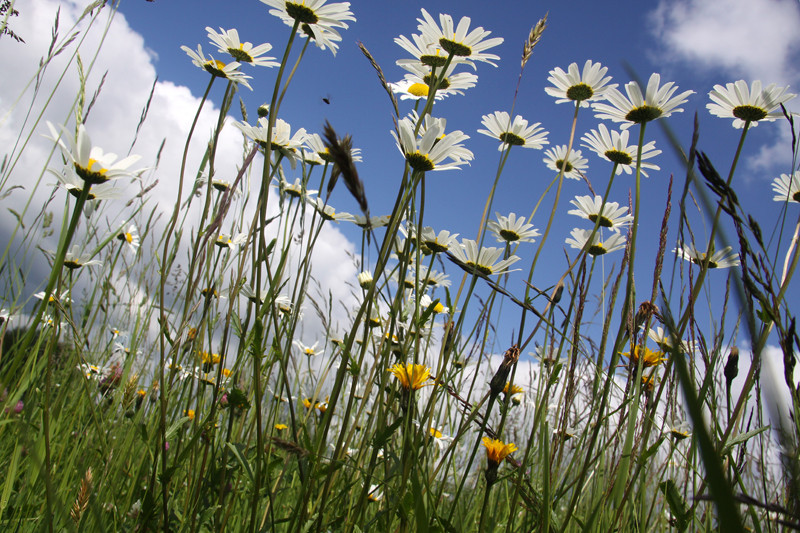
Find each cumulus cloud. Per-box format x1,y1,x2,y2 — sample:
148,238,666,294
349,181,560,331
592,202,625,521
648,0,800,173
649,0,800,85
0,0,360,348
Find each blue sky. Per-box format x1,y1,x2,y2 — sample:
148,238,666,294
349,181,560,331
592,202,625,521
116,0,800,332
2,0,800,356
112,0,800,241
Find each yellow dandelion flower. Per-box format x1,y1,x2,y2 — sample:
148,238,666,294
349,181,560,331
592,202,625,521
198,351,221,366
388,363,432,390
502,382,524,395
274,423,288,431
623,346,665,368
482,437,517,465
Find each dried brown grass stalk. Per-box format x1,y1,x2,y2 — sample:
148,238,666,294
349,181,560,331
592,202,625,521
70,466,93,525
521,13,548,69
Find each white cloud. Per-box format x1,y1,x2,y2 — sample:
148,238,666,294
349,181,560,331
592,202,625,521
649,0,800,85
0,0,360,352
649,0,800,174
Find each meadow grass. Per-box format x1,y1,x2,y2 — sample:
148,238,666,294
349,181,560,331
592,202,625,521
0,2,799,531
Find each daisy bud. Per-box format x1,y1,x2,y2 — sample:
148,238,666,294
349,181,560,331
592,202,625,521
489,345,520,398
357,271,373,290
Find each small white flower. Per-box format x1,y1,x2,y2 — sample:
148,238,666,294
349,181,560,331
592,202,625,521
674,243,739,269
415,8,503,65
391,114,472,172
181,44,253,89
592,73,694,128
487,212,540,244
235,118,307,169
46,122,142,185
293,340,322,357
116,224,140,254
259,0,355,56
543,145,588,180
215,233,247,249
60,245,103,270
275,176,318,200
581,124,661,176
306,197,354,222
34,290,71,305
449,238,521,276
351,214,391,229
393,62,478,99
478,111,549,150
707,80,796,128
566,228,626,256
771,171,800,203
419,227,459,254
303,132,362,165
567,195,632,232
205,27,279,67
545,60,616,106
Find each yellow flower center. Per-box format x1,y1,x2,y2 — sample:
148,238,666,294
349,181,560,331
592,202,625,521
408,83,429,97
204,59,228,77
75,158,109,184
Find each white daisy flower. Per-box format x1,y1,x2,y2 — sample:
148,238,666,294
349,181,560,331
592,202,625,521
545,60,616,106
478,111,549,150
196,173,242,198
351,214,391,229
772,171,800,203
566,228,626,256
395,61,478,99
415,421,454,450
423,269,451,289
259,0,355,56
274,295,295,315
592,73,694,128
419,227,459,254
46,122,142,186
306,197,354,222
34,290,72,306
581,124,661,176
389,78,444,101
205,27,279,67
235,118,307,169
543,145,588,180
418,293,449,315
567,195,632,232
391,114,472,172
707,80,796,129
487,212,540,244
275,176,318,200
116,224,140,254
674,243,739,269
61,245,102,270
293,340,322,357
51,169,122,201
394,32,461,71
648,326,688,353
302,132,362,165
668,420,691,441
416,8,503,66
214,233,247,249
449,238,521,276
181,44,253,89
